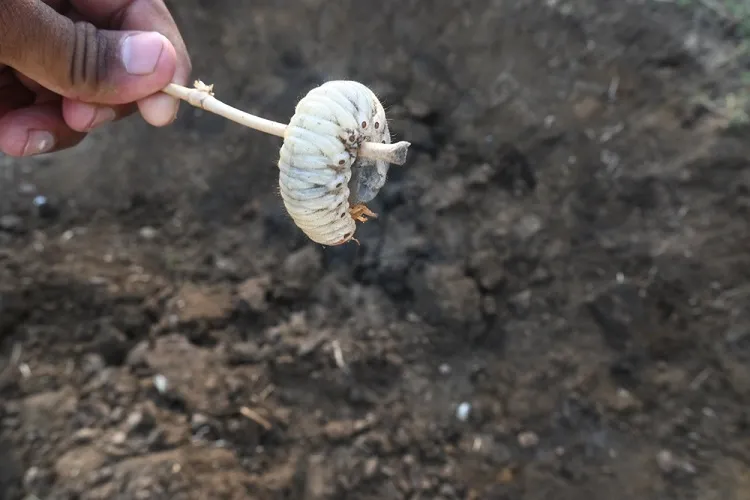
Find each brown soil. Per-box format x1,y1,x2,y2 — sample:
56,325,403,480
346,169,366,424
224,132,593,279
2,1,750,499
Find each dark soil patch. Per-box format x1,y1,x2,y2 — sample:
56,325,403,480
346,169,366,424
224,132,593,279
2,1,750,499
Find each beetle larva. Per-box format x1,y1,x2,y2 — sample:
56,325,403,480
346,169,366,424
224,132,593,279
277,80,392,246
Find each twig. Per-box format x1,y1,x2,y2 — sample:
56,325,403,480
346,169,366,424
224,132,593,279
162,81,411,166
239,406,272,430
164,81,285,136
258,384,275,401
331,340,349,372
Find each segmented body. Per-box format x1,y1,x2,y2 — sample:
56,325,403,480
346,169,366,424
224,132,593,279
277,80,391,246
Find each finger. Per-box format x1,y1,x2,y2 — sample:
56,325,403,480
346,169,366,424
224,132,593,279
0,102,86,157
0,1,179,110
61,98,137,132
70,0,192,126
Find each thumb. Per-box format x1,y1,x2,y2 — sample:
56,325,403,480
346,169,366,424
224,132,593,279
0,0,177,105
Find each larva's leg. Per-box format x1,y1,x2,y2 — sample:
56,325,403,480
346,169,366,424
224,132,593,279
350,203,378,222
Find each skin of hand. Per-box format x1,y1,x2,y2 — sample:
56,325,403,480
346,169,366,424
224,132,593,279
0,0,191,157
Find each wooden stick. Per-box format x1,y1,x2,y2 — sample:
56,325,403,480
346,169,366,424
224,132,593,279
239,406,272,430
162,81,411,166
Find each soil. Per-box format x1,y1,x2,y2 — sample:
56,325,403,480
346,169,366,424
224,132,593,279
2,0,750,498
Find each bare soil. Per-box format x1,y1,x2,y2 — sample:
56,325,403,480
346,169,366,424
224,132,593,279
2,0,750,499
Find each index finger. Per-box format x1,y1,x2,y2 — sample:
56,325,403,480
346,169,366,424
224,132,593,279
70,0,191,125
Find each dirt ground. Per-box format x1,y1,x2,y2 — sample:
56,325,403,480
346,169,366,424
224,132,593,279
2,0,750,498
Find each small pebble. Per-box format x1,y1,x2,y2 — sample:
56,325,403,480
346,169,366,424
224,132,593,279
517,431,539,448
214,256,238,272
656,449,696,474
72,427,100,444
153,374,169,394
32,195,58,218
139,226,158,240
23,466,40,487
110,431,126,445
191,413,209,428
439,484,456,496
611,387,641,412
363,458,379,478
0,214,23,232
656,450,676,472
456,402,471,422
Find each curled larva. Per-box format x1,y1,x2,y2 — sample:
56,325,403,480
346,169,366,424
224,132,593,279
160,79,409,246
278,80,391,246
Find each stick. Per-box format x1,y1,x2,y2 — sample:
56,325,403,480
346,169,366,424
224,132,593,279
331,339,349,373
239,406,272,430
162,81,411,166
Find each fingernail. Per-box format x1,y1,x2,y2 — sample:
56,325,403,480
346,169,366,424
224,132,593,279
23,131,55,156
121,32,167,75
141,92,179,126
88,106,117,129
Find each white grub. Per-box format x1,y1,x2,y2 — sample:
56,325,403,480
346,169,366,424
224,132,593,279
161,80,410,246
278,81,391,246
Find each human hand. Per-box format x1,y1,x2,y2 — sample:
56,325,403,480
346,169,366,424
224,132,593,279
0,0,191,157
